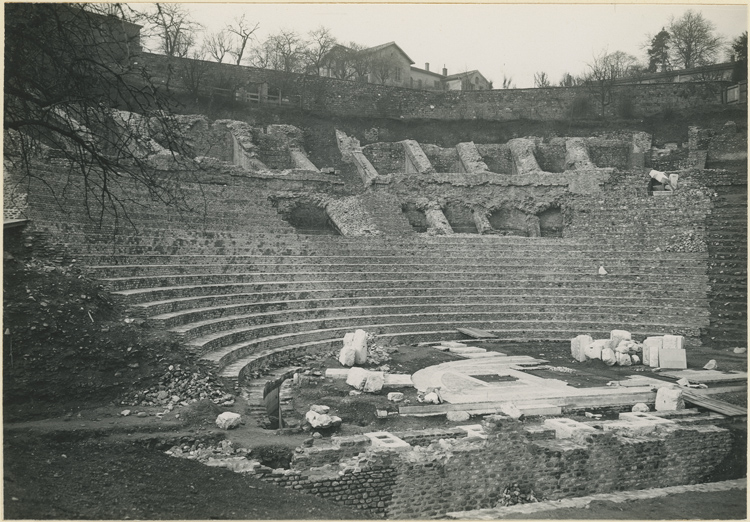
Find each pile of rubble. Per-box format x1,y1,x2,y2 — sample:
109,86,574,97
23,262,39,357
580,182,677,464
122,364,232,407
571,330,687,369
497,483,540,507
165,439,257,473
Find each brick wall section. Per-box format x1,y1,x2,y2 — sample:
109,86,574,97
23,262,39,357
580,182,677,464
137,53,730,122
420,144,459,173
362,142,405,174
250,417,732,520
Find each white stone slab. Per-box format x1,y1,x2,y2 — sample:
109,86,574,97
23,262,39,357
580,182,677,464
658,347,687,369
384,374,413,388
619,411,674,425
458,351,504,359
543,418,597,441
364,431,411,449
457,424,487,439
662,335,685,351
325,368,350,380
449,346,487,354
570,335,592,362
440,341,468,349
518,403,562,416
643,337,663,367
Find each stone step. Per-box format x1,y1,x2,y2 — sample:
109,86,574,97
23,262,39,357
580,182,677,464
191,314,706,357
100,271,709,292
82,257,708,277
148,295,710,328
113,280,710,305
169,304,710,341
208,324,704,381
132,290,711,318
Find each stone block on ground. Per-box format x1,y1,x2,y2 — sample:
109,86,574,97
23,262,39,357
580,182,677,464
310,404,330,414
632,402,650,413
387,392,404,402
447,410,471,422
662,335,684,351
571,335,593,362
658,347,687,369
655,386,685,411
616,352,633,366
703,359,717,370
585,339,607,360
346,367,370,390
602,347,617,366
543,418,597,441
339,329,369,367
643,337,663,367
363,371,385,393
216,412,242,430
499,402,524,420
610,329,632,348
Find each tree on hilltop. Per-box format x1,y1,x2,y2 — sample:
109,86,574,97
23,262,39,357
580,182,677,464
533,71,550,88
668,10,724,69
583,49,640,116
4,3,198,226
227,14,259,66
646,28,672,73
146,3,202,58
304,26,337,76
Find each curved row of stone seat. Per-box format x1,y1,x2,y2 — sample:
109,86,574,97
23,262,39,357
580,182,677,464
207,318,706,383
144,294,708,328
99,271,709,293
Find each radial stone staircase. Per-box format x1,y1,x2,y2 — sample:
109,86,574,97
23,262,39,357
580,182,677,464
702,180,748,348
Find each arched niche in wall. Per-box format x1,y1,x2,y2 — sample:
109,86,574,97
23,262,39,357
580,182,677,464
538,206,564,237
276,200,340,235
443,203,479,234
488,207,532,237
401,202,427,233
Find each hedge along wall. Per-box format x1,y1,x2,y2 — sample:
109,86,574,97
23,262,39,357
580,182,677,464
137,52,730,122
242,416,733,519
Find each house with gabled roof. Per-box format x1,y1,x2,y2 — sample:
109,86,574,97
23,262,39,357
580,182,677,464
322,41,490,91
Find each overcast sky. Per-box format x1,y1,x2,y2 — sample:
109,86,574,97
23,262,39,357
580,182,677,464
140,3,747,88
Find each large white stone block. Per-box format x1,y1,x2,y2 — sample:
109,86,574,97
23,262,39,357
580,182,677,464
363,371,385,393
339,329,369,367
643,337,663,367
585,339,608,360
346,367,370,390
215,412,242,430
571,335,592,362
662,335,684,351
655,386,685,411
610,329,632,349
602,347,617,366
658,347,687,369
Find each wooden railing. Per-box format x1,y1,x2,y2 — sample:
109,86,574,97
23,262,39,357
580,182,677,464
725,81,747,104
210,87,300,107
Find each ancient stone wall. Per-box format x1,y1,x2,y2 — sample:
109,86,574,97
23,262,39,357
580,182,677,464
240,415,733,519
362,142,405,175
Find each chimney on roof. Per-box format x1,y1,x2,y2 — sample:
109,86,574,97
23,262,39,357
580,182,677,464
442,66,447,76
425,63,430,71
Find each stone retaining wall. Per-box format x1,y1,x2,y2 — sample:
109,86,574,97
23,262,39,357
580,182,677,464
240,415,733,519
137,53,731,122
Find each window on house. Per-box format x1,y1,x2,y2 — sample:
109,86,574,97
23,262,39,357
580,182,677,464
395,68,401,81
475,77,479,84
434,80,440,89
418,79,422,89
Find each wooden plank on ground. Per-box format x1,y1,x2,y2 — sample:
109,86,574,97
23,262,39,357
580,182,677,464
682,389,747,417
457,327,497,339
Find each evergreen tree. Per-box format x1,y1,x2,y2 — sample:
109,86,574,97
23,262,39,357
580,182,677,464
647,28,671,73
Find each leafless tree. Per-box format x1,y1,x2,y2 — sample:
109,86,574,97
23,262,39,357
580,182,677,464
668,10,724,69
227,14,259,65
348,43,373,81
533,71,550,88
304,26,337,76
558,72,583,87
501,75,515,89
147,3,202,58
4,3,200,227
204,30,231,63
253,29,306,73
370,54,402,85
583,49,639,116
